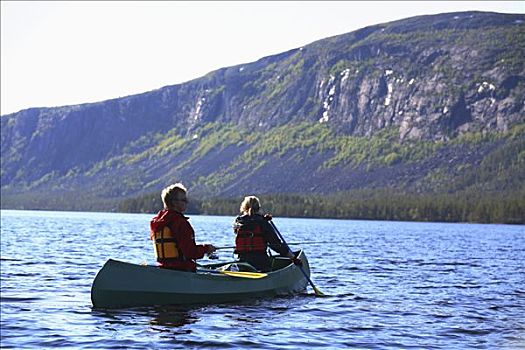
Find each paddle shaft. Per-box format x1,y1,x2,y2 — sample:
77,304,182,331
215,241,332,250
268,220,324,296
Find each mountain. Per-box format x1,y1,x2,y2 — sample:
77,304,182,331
1,11,524,222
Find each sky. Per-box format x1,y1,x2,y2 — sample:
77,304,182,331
1,1,524,115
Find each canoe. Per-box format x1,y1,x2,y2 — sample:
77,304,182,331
91,250,310,309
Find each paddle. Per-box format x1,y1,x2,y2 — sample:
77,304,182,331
220,270,267,279
268,220,325,296
201,269,268,279
215,241,333,250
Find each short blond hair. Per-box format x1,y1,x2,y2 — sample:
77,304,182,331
240,196,260,216
161,183,187,209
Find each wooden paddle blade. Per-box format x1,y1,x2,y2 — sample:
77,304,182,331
313,286,326,296
221,271,267,279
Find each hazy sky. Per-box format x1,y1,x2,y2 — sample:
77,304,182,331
1,1,523,115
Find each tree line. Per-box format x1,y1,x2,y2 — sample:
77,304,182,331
118,189,524,224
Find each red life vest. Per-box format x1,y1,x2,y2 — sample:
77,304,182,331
234,220,267,253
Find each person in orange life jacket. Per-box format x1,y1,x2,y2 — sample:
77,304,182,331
233,196,301,272
150,183,216,272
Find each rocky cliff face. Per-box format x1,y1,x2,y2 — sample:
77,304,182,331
1,11,524,210
192,11,524,141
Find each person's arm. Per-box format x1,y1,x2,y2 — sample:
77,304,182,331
262,220,290,256
176,221,208,259
262,216,302,265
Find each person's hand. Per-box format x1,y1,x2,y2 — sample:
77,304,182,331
264,213,273,221
292,257,303,266
206,245,216,254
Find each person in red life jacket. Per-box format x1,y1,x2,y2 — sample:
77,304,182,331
233,196,301,272
150,183,216,272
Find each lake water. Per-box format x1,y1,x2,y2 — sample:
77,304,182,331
0,210,524,349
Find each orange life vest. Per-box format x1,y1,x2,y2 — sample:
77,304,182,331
152,225,183,261
234,220,267,253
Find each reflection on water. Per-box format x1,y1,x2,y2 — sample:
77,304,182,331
149,306,198,329
94,305,198,330
1,210,524,349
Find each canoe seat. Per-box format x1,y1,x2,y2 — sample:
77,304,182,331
271,257,292,271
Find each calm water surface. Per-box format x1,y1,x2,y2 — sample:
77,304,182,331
1,210,524,349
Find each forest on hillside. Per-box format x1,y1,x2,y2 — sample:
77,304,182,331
117,127,524,224
118,189,524,225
